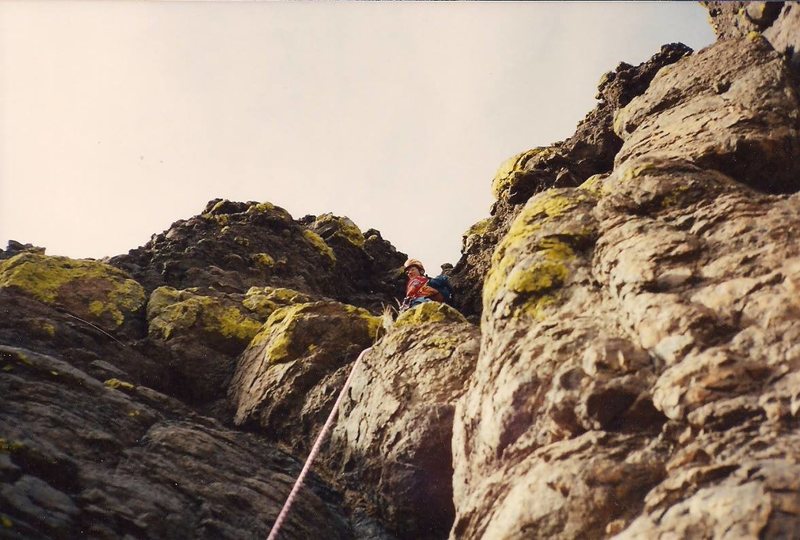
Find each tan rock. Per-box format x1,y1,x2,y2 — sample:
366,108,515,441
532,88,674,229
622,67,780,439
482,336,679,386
228,301,380,452
327,315,478,539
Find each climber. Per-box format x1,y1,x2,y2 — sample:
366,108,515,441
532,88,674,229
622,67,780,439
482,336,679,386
400,258,452,311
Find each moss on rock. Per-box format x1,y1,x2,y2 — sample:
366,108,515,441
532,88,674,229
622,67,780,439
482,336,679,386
147,287,262,345
394,301,467,329
484,189,595,319
249,301,381,365
0,253,145,330
491,147,554,199
104,378,135,391
245,201,293,222
302,229,336,263
251,253,275,269
313,214,366,248
242,286,314,320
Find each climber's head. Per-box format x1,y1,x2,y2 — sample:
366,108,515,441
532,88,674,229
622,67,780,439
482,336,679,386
404,258,425,277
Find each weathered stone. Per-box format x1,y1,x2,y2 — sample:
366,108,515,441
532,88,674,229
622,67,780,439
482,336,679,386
451,35,800,539
0,345,352,539
452,44,693,319
110,200,406,313
228,301,381,453
614,37,800,194
326,315,479,539
0,253,145,334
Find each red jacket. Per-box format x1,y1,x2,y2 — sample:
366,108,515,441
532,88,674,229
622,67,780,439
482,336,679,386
406,275,444,302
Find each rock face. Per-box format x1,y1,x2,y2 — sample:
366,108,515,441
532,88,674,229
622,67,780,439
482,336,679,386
229,300,382,454
705,1,800,71
451,30,800,539
0,343,351,539
4,6,800,540
451,43,694,320
327,303,479,539
110,199,406,313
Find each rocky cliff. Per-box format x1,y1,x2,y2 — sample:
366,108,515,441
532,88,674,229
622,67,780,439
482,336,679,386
2,3,799,539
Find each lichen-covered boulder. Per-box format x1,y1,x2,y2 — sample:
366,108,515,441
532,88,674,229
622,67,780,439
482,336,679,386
394,301,467,328
451,44,693,319
613,36,800,194
241,285,315,320
146,287,263,404
110,200,406,313
228,301,381,452
0,253,145,334
451,34,800,539
327,310,478,539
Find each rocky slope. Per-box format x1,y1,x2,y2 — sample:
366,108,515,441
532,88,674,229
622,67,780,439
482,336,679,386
2,3,799,539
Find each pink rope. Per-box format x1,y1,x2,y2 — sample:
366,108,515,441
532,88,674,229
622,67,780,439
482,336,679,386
267,347,371,540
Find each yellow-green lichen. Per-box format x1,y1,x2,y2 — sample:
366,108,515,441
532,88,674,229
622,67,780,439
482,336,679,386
250,301,379,364
243,286,314,319
464,218,492,243
0,439,24,453
343,303,383,341
202,213,229,227
246,202,293,222
618,161,658,184
252,253,275,269
234,236,250,247
104,378,135,391
394,301,466,328
486,238,575,320
491,147,554,199
659,184,692,209
314,214,366,248
251,303,312,362
29,319,56,337
148,287,262,344
302,229,336,263
423,335,462,351
208,200,229,214
483,190,591,318
1,515,11,528
746,31,763,43
578,174,608,197
0,253,145,328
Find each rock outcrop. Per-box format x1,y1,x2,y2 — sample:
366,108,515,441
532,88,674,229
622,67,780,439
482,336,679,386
327,303,479,539
3,4,800,539
110,199,406,313
451,26,800,540
0,343,351,539
451,43,694,320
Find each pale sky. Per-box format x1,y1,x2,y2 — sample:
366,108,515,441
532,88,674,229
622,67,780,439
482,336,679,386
0,1,715,272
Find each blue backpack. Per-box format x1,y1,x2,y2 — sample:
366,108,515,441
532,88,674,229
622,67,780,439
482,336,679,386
427,274,454,305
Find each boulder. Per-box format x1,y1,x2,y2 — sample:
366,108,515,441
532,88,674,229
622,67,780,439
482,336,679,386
0,253,145,336
326,305,478,539
145,287,264,404
228,301,382,453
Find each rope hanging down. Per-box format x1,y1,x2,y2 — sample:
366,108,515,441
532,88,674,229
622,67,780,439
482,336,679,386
267,346,372,540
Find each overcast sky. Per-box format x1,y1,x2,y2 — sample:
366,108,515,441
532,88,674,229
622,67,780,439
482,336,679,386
0,1,715,272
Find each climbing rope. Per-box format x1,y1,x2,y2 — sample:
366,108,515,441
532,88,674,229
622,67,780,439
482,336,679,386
266,346,372,540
